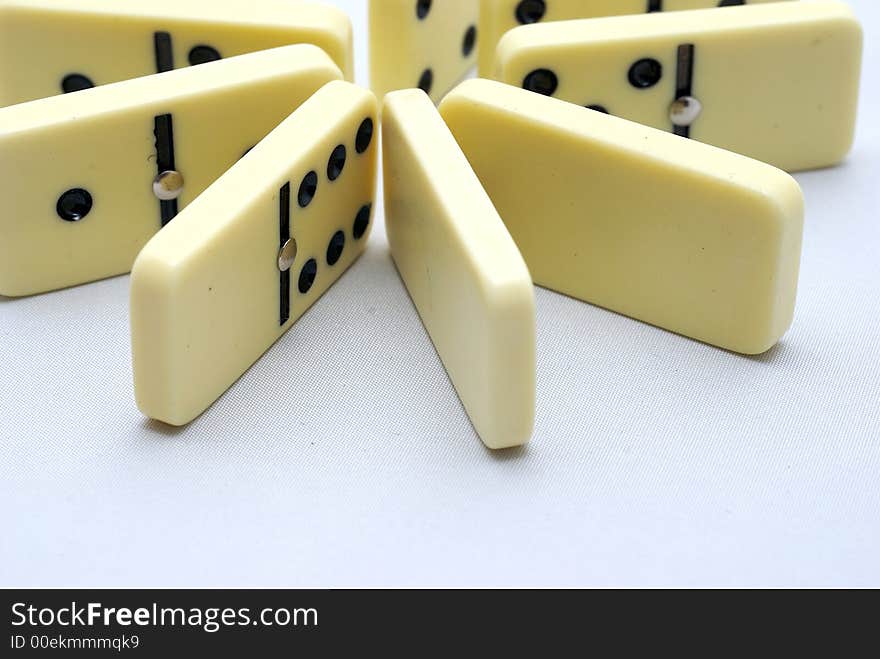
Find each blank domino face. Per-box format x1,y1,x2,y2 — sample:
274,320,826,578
0,45,342,297
495,1,862,171
0,0,353,107
131,81,378,426
383,90,535,450
440,80,804,355
369,0,478,102
477,0,791,76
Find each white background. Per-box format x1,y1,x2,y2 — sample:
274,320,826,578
1,0,877,587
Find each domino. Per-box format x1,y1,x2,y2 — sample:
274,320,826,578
369,0,478,103
494,1,862,172
477,0,791,76
0,45,342,297
131,81,378,426
0,0,353,107
383,89,535,450
440,80,804,355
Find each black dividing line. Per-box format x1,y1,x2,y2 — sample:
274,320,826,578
673,44,695,138
154,31,174,73
153,114,178,226
647,0,663,12
279,183,291,327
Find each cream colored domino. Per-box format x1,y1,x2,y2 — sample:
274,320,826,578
383,89,535,450
369,0,478,103
0,0,353,107
131,81,378,426
478,0,792,76
494,1,862,172
440,80,804,355
0,45,342,297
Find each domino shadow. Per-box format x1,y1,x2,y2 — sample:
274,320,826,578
141,418,191,439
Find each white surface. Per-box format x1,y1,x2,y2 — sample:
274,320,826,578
1,0,878,587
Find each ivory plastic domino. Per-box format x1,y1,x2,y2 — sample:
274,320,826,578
477,0,792,76
0,46,342,297
383,89,535,450
369,0,478,103
440,79,805,355
494,0,862,171
0,0,353,107
131,81,378,425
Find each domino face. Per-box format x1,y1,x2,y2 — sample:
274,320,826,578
440,80,804,355
369,0,478,103
0,45,342,297
131,81,378,426
477,0,792,76
383,90,535,450
494,1,862,171
0,0,353,107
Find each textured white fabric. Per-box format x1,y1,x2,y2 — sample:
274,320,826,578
1,0,878,587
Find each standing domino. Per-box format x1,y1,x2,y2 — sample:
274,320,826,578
369,0,478,103
440,80,804,355
495,1,862,171
477,0,792,76
131,81,378,426
0,46,342,297
0,0,353,107
383,89,535,450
